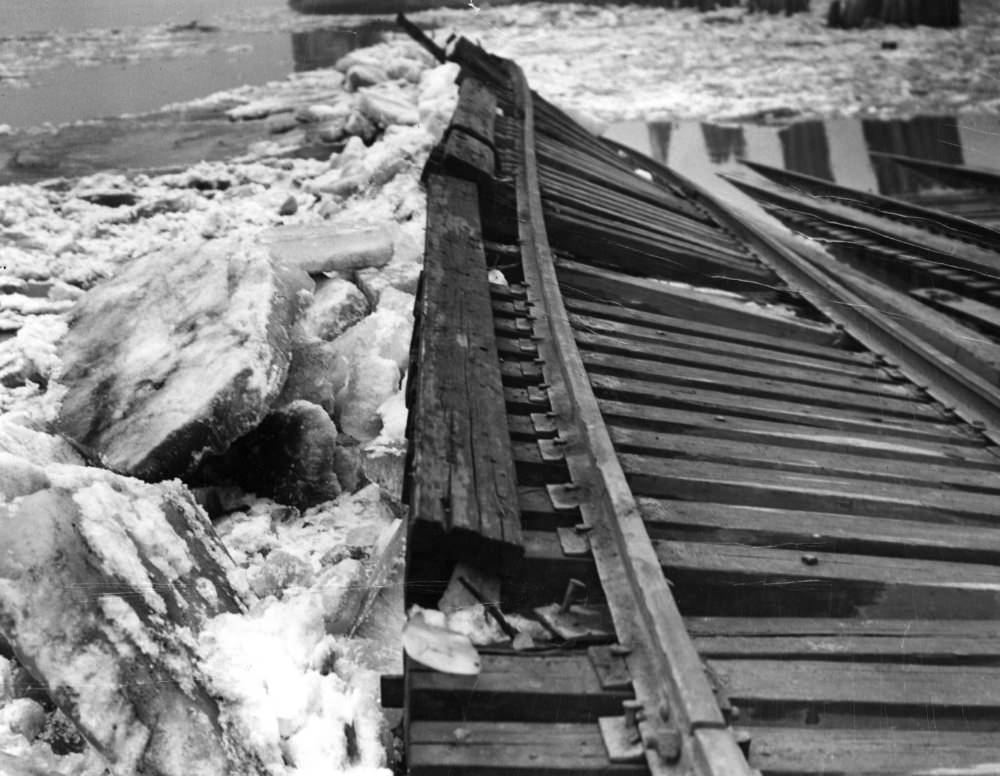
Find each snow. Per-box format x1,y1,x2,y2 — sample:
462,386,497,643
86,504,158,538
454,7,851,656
3,5,1000,775
201,486,401,775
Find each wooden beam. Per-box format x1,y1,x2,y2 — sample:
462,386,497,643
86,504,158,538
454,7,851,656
407,174,522,598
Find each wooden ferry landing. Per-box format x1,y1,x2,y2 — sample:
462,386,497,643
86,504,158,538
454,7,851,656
384,18,1000,775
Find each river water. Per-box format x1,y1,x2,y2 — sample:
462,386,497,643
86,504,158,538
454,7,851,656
0,0,394,128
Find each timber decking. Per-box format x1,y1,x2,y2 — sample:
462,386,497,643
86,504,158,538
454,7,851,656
395,19,1000,776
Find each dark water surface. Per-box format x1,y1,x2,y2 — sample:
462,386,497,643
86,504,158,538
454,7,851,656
1,0,395,129
605,113,1000,198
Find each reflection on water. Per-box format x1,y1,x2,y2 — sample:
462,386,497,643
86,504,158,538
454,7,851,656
291,22,393,72
1,23,391,129
605,113,1000,198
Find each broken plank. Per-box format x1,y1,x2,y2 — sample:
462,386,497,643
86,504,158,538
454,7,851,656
557,259,840,346
639,499,1000,565
407,174,522,598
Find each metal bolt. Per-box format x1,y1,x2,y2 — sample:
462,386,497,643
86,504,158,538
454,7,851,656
573,523,593,534
622,700,643,728
560,578,586,613
736,729,752,758
609,644,632,656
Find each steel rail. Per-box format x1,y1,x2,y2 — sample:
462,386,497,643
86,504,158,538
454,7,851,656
607,140,1000,446
505,58,753,776
737,158,1000,250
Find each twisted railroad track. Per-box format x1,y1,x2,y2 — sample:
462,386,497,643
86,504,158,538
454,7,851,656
387,22,1000,775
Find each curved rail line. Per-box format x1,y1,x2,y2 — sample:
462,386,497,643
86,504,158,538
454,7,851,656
389,22,1000,776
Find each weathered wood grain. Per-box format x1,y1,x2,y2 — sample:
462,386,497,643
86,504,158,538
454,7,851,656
407,174,522,595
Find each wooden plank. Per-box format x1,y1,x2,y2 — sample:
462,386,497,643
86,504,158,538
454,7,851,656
569,311,883,380
689,617,1000,661
522,531,1000,619
695,633,1000,662
557,260,841,347
547,210,770,289
622,455,1000,526
409,722,646,775
452,76,497,147
564,296,867,366
407,174,522,593
583,350,938,418
686,617,1000,639
658,540,1000,619
598,399,997,463
408,653,631,722
588,374,964,440
751,727,1000,775
611,428,1000,493
574,329,914,398
913,287,1000,335
639,498,1000,565
711,658,1000,709
540,163,730,248
443,130,495,182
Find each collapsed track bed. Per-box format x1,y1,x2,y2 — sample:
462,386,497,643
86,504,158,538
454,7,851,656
387,24,1000,776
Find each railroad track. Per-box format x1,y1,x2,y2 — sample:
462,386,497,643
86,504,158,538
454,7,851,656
722,160,1000,343
387,22,1000,775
